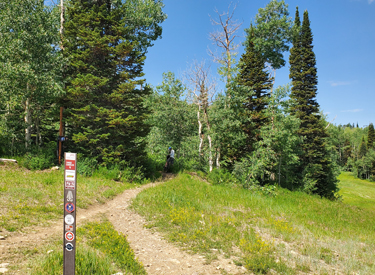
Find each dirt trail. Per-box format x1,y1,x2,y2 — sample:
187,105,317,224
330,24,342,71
1,175,248,274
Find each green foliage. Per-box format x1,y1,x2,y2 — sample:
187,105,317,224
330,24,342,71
247,0,293,70
63,0,166,167
231,85,301,190
76,157,98,177
21,142,57,170
0,0,63,153
235,26,273,155
368,123,375,149
289,9,339,199
207,168,238,186
145,72,198,171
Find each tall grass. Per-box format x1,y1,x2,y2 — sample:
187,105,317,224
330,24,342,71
131,173,375,274
29,220,145,275
0,163,137,232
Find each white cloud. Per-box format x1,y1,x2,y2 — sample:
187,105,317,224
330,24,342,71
341,109,363,113
369,0,374,4
328,81,352,87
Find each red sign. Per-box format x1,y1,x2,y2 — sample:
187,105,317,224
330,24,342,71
65,160,76,170
65,231,75,241
65,225,73,231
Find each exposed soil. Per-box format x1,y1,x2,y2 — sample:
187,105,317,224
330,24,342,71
0,173,248,274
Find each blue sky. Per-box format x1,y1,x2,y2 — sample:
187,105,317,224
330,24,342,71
142,0,375,128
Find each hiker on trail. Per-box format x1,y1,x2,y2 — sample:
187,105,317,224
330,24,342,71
164,147,175,172
168,147,175,165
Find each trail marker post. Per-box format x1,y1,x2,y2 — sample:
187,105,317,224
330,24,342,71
63,153,77,275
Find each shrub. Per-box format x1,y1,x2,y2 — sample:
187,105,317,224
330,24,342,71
22,142,57,170
76,157,98,176
207,168,238,186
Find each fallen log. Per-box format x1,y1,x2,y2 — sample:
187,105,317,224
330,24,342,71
0,158,17,163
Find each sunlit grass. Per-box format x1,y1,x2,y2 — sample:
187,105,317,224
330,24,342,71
131,173,375,274
338,171,375,210
28,220,145,275
0,163,137,232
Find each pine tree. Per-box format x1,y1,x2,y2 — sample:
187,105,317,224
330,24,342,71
63,0,165,166
359,136,367,158
236,26,273,154
289,9,338,198
367,123,375,149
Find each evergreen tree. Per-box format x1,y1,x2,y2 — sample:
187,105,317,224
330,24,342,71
359,136,367,158
63,0,165,166
236,26,273,154
367,123,375,149
289,9,338,198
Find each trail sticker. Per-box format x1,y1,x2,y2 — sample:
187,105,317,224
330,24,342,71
65,225,73,231
65,203,75,213
65,214,74,225
65,232,74,242
67,191,73,202
65,181,75,190
65,160,76,170
65,153,76,160
65,170,76,181
65,243,74,251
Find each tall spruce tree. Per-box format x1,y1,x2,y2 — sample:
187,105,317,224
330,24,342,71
368,123,375,149
236,26,273,154
289,9,338,198
63,0,165,166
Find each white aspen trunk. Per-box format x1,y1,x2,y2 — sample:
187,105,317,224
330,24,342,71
207,134,213,172
60,0,64,47
203,107,213,172
25,97,32,149
35,116,42,147
198,108,203,157
216,148,221,168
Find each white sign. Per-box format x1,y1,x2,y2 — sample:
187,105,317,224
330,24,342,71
67,191,73,202
65,170,76,181
65,153,76,161
65,214,75,225
65,181,75,190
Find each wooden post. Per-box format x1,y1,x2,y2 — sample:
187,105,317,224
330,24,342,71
63,153,77,275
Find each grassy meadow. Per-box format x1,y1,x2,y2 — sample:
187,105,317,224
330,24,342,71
131,173,375,274
0,162,136,232
338,172,375,210
0,162,145,274
3,160,375,274
29,219,146,275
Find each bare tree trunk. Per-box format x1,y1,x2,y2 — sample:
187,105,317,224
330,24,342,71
25,97,32,149
198,108,203,158
207,134,213,172
216,148,221,168
35,116,42,147
204,108,213,172
60,0,64,50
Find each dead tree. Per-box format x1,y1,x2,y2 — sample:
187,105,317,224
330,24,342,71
185,61,216,172
208,3,242,84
